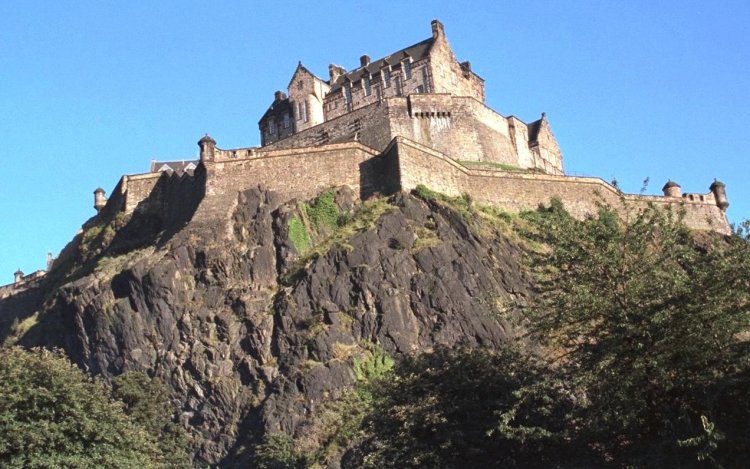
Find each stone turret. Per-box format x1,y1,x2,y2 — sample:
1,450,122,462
199,134,217,162
662,180,682,197
710,179,729,211
13,269,23,284
94,187,107,212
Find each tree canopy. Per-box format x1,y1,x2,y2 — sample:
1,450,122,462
0,347,189,468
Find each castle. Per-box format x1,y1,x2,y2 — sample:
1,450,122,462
1,20,733,290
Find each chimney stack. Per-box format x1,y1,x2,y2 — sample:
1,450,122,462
274,90,286,101
360,55,370,67
431,19,444,39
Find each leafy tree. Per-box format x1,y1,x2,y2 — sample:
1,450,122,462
112,371,191,468
525,202,750,466
0,347,160,468
355,345,579,468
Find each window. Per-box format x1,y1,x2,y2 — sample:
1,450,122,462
283,113,290,129
301,100,308,122
344,85,353,111
297,81,303,90
422,67,430,93
383,69,391,88
269,119,277,135
416,85,425,93
395,76,402,96
404,60,412,80
375,84,382,101
363,75,372,97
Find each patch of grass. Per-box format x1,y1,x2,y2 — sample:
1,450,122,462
306,190,340,231
288,215,311,255
3,312,39,345
458,160,540,172
411,226,442,252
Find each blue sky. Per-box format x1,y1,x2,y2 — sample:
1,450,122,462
1,1,748,284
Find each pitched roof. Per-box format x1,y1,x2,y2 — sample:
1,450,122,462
150,160,198,173
259,96,292,123
328,37,435,92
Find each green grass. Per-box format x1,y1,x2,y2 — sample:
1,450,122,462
458,160,537,172
288,215,312,254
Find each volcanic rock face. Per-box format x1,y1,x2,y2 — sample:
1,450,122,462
0,187,532,465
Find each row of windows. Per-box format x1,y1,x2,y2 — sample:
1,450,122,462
267,112,292,136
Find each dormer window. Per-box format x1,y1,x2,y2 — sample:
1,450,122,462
363,75,372,97
283,112,290,129
269,119,277,135
383,69,391,88
404,60,412,80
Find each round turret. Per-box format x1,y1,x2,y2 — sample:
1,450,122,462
709,179,729,211
93,187,107,212
662,180,682,198
14,269,24,284
198,134,217,162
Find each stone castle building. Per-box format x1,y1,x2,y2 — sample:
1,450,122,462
258,20,563,175
2,20,732,287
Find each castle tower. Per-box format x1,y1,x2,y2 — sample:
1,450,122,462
662,180,682,197
94,187,107,212
710,180,729,211
13,269,23,284
198,134,217,162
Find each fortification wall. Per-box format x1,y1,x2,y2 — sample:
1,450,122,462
193,142,381,228
265,95,558,174
391,138,730,233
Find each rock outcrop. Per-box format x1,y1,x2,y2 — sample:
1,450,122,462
0,187,532,465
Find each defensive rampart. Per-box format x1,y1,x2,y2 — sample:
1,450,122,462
388,137,730,233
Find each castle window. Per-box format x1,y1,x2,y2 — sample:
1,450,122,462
269,119,277,135
383,69,391,88
375,84,382,101
416,85,425,93
363,76,372,97
302,100,308,122
422,67,430,92
344,85,353,111
404,60,412,80
283,113,290,129
395,76,403,96
298,81,303,90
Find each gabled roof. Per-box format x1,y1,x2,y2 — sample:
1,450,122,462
259,96,292,124
286,62,326,90
328,37,435,93
151,160,198,173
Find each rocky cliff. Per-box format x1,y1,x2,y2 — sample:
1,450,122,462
0,186,533,466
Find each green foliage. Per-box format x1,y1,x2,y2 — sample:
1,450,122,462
526,202,750,466
356,346,577,468
253,433,300,469
306,190,341,231
288,215,311,255
0,347,165,468
112,372,191,468
352,347,394,386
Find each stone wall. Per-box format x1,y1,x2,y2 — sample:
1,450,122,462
264,95,562,174
193,142,381,227
390,137,730,233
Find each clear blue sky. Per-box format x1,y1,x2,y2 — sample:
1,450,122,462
1,1,749,284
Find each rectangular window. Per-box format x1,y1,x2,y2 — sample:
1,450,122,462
301,101,308,122
269,119,277,135
422,67,430,93
395,76,402,96
363,76,372,97
416,85,425,93
383,69,391,88
283,113,290,129
404,60,412,80
375,84,381,101
344,85,353,111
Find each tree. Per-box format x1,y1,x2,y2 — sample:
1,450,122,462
355,345,579,468
525,201,750,466
0,347,162,468
112,371,191,468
